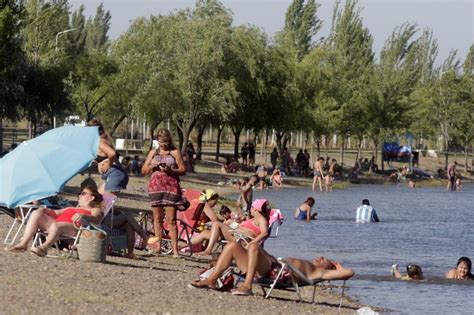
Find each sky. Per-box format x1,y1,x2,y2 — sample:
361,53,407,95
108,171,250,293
69,0,473,64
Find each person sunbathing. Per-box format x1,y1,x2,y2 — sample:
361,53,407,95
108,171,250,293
177,190,220,252
189,241,354,296
194,199,270,256
7,186,103,257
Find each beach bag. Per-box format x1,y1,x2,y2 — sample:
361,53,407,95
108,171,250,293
199,267,235,291
77,224,108,263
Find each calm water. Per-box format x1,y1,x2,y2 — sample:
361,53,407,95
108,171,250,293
240,183,474,314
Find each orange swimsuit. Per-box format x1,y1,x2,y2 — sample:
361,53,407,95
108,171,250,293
239,219,261,236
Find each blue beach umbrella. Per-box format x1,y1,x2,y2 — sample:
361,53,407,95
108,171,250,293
0,126,100,208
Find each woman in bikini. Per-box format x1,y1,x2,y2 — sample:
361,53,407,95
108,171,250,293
189,241,354,296
294,197,317,221
7,186,103,257
87,119,129,195
196,199,270,256
141,128,187,257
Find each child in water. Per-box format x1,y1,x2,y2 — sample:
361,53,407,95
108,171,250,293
391,264,424,280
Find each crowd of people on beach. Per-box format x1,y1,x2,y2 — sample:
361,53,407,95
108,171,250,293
3,121,472,305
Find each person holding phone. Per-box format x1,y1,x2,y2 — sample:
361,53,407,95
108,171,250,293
141,128,187,257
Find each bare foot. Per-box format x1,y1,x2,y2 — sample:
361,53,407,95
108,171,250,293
146,236,161,245
125,252,137,260
7,245,27,252
188,279,217,290
231,286,253,296
194,250,212,256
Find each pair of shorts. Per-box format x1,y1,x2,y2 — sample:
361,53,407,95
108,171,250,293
102,164,129,192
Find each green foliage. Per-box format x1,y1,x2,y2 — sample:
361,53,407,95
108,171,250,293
68,51,117,121
85,3,111,52
324,0,374,139
0,0,25,120
281,0,322,60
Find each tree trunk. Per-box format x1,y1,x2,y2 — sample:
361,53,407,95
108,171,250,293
356,137,363,162
215,126,224,161
464,146,468,173
276,131,285,154
196,125,205,160
316,137,321,158
177,128,184,150
110,114,126,137
339,136,345,167
232,128,242,160
444,138,449,170
148,122,159,151
125,116,129,157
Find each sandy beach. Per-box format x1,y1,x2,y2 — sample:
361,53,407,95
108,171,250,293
0,162,378,314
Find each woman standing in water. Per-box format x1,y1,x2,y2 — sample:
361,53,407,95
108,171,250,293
142,128,188,257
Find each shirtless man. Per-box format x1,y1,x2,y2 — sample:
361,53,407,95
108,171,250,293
239,175,257,216
447,161,457,191
312,157,324,192
189,241,354,296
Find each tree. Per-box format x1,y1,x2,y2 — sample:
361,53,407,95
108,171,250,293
68,51,117,122
21,0,71,134
0,0,26,150
224,25,268,158
85,3,111,52
162,0,233,151
68,4,87,57
324,0,375,166
282,0,322,61
368,25,437,168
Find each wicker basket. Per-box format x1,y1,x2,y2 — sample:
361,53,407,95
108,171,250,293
77,225,108,263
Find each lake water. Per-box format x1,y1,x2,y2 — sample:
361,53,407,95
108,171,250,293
240,183,474,314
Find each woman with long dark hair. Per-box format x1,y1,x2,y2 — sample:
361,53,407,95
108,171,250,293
141,128,187,257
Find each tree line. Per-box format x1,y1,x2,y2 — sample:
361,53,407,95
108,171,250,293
1,0,473,170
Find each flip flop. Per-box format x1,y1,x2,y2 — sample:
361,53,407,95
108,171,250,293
30,246,47,257
231,289,253,296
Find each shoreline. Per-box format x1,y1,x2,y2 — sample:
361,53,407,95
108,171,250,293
0,163,384,314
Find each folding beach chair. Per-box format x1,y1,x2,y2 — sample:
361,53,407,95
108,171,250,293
31,192,117,258
268,209,284,238
3,204,45,246
255,258,348,308
96,193,129,253
161,189,204,255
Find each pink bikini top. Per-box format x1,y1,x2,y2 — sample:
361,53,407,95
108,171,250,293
239,219,261,236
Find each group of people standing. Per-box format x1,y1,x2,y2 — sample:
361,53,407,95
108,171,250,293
240,142,256,166
312,157,340,192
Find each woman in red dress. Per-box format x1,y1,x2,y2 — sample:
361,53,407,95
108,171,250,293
7,186,103,257
142,128,187,257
